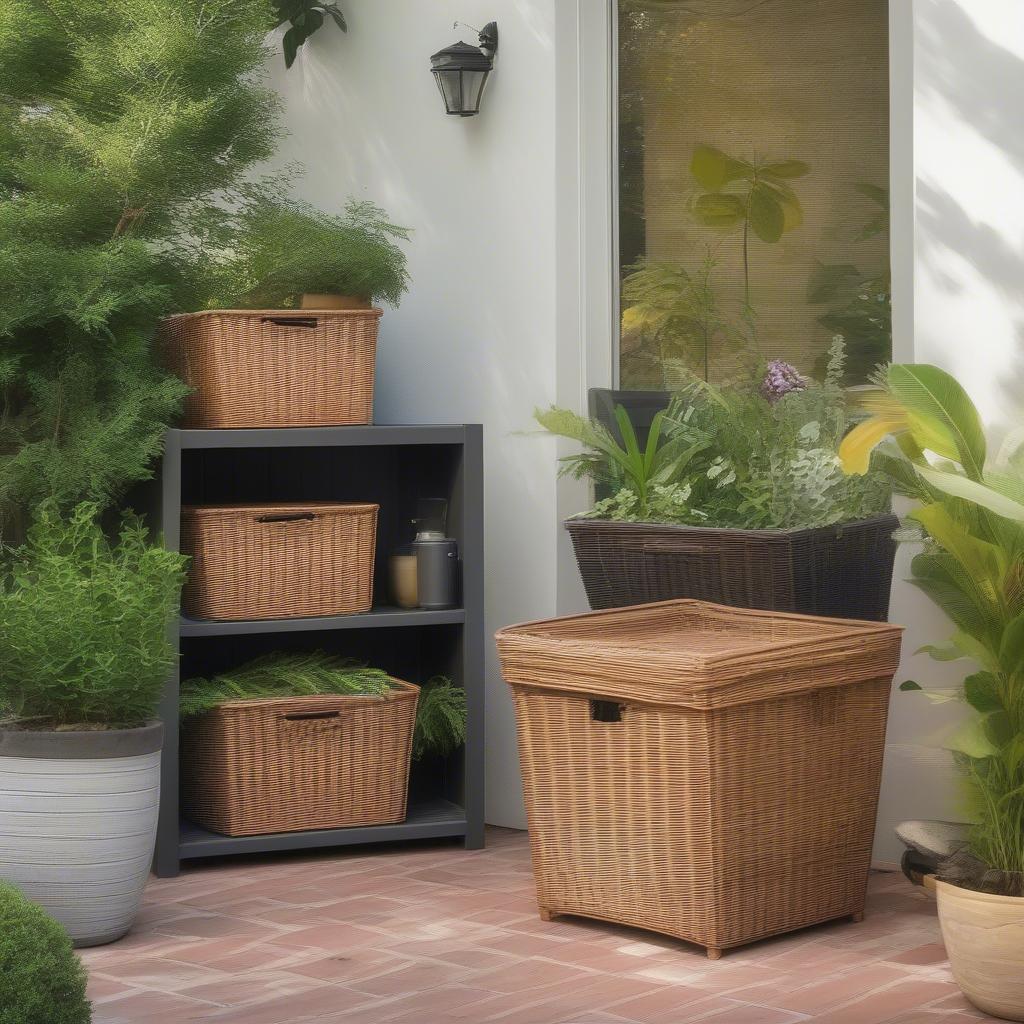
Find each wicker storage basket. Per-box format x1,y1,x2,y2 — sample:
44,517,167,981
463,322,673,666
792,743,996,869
181,681,419,836
496,599,903,958
182,503,378,621
565,514,899,621
161,308,382,428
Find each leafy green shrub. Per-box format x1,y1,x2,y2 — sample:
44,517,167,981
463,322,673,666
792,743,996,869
0,0,278,537
0,882,91,1024
538,340,891,530
180,654,467,759
202,197,410,309
841,364,1024,895
0,503,187,729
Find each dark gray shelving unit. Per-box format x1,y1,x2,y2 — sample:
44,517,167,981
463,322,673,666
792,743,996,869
154,424,484,878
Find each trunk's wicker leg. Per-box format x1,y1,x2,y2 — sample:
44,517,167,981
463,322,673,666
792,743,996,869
539,908,556,922
850,911,865,923
706,946,723,960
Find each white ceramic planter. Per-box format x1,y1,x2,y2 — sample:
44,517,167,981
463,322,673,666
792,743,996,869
937,879,1024,1021
0,723,162,947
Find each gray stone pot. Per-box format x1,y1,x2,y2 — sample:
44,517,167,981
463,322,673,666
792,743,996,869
0,722,162,947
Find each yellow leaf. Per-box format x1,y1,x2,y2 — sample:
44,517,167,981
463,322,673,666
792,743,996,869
839,415,906,475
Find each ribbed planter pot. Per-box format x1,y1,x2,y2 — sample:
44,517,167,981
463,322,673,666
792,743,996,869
937,880,1024,1021
0,722,162,947
565,514,899,621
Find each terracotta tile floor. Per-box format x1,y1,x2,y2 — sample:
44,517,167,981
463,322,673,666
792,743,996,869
80,828,995,1024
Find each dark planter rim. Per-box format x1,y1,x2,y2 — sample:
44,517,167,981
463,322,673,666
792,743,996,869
0,720,163,759
564,512,899,540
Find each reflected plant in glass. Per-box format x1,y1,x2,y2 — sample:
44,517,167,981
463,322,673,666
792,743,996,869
809,185,892,384
689,145,809,306
620,253,746,383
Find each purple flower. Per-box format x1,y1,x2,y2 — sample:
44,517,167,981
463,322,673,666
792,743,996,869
760,360,808,403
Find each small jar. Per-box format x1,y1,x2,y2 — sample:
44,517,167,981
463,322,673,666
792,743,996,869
389,549,418,609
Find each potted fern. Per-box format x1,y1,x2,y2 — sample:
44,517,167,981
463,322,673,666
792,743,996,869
840,364,1024,1020
538,341,897,620
0,503,187,946
162,196,411,429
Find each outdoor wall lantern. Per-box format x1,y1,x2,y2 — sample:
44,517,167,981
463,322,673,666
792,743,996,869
430,21,498,117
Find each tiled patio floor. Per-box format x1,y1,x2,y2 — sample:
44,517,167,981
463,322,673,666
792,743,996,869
81,828,994,1024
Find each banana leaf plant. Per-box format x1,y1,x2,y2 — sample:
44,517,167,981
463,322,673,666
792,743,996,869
840,364,1024,892
690,145,809,306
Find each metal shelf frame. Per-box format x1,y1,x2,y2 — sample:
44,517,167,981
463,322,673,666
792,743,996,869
154,424,484,876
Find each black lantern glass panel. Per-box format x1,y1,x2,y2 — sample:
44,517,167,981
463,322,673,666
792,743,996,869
430,28,496,117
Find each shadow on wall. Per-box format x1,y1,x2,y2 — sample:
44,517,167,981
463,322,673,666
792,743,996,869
915,0,1024,432
917,0,1024,179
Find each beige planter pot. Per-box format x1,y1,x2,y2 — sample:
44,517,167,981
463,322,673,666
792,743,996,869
937,879,1024,1021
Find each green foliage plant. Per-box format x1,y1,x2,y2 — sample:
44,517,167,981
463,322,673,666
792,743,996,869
180,654,468,760
274,1,346,68
204,197,410,309
412,677,468,761
0,1,409,540
0,503,187,730
538,339,890,530
0,0,280,537
620,254,747,383
808,185,892,385
0,882,90,1024
840,364,1024,894
534,405,712,522
690,145,809,306
180,652,392,719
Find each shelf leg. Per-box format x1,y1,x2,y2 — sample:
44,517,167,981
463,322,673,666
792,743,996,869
152,845,180,879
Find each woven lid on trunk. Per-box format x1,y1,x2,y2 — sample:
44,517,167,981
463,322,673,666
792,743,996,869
496,599,903,710
182,502,379,521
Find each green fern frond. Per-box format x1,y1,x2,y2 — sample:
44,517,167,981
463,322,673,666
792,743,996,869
412,677,467,760
179,653,393,720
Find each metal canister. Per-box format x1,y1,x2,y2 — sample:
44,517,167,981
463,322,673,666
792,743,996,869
414,538,460,609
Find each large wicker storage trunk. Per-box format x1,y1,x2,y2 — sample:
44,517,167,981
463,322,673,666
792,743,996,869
496,599,903,957
181,682,419,836
565,514,899,621
182,503,378,620
161,308,382,428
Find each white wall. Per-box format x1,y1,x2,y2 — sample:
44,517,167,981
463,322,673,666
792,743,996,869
874,0,1024,864
267,0,560,828
266,0,1024,848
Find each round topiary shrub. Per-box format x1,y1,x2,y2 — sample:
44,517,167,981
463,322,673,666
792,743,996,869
0,882,91,1024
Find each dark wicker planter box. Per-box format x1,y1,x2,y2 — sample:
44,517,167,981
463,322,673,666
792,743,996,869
565,514,899,621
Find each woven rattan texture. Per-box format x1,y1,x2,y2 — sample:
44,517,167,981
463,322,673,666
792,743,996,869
565,515,899,621
495,600,902,710
180,681,418,836
508,678,891,954
161,309,381,428
496,599,902,954
181,503,378,621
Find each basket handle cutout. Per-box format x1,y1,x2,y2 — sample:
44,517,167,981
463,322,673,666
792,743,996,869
256,512,318,524
261,316,318,328
591,700,623,723
283,710,341,722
